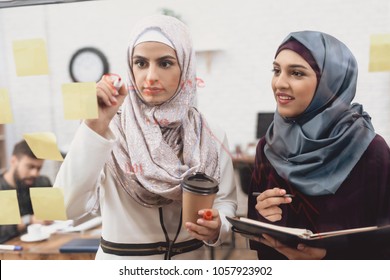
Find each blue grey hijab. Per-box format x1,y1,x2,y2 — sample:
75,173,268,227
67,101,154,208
264,31,376,196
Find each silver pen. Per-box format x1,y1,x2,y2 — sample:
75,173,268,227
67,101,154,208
252,192,295,198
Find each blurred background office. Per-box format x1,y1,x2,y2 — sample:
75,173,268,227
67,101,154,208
0,0,389,184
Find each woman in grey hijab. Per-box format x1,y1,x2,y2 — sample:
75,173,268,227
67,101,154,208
248,31,390,259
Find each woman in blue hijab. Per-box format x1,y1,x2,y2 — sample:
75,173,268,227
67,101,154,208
248,31,390,259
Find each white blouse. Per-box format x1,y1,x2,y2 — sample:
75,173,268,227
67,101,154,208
54,122,237,260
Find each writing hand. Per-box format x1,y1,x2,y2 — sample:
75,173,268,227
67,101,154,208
254,188,293,222
85,74,127,136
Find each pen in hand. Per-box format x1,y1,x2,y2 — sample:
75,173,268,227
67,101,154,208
252,192,295,198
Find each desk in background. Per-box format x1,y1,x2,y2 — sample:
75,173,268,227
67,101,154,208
232,154,255,195
232,154,255,165
0,229,100,260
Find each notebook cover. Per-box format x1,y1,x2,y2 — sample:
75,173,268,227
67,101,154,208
227,216,390,249
59,238,100,253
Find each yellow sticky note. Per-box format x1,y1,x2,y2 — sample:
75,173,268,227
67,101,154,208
30,188,67,221
369,34,390,72
12,38,49,76
62,82,98,120
23,132,63,161
0,190,21,225
0,88,14,124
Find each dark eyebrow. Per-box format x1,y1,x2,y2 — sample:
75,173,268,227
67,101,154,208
132,55,148,61
132,55,177,61
288,64,309,70
273,61,309,70
157,55,177,61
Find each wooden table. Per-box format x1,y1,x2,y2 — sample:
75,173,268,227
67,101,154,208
0,230,100,260
232,154,255,166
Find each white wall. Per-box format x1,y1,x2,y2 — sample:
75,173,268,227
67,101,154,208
0,0,390,180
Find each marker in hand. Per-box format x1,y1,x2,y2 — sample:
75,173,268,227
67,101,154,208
203,210,213,220
112,77,123,91
105,73,123,91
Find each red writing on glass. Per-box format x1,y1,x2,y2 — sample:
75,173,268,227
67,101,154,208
126,77,205,92
125,163,143,175
145,117,170,126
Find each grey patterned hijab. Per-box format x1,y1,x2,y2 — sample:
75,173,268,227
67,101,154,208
264,31,375,196
106,15,219,207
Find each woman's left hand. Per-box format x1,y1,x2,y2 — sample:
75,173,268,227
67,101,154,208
185,209,221,243
260,234,327,260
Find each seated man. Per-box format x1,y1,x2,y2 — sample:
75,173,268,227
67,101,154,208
0,140,52,243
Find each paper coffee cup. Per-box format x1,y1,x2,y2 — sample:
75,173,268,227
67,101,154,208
181,172,219,227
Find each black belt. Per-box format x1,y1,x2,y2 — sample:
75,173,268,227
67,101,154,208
101,208,202,259
100,237,204,257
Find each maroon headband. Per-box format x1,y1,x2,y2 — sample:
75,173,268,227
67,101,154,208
276,38,321,83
